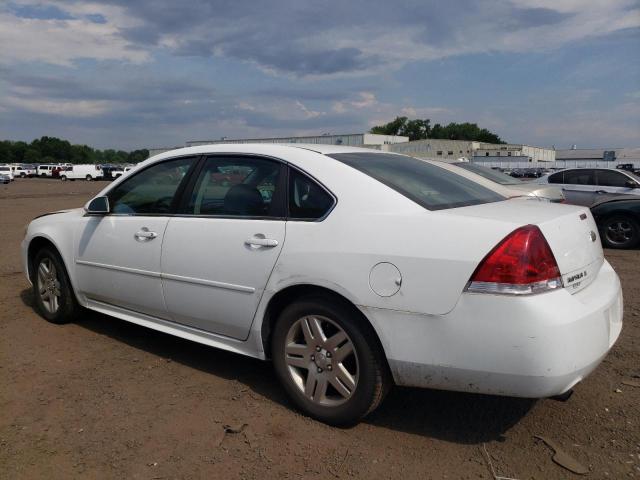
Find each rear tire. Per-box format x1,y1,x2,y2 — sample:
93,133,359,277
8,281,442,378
600,215,640,249
271,295,390,426
85,175,92,181
32,248,81,324
60,175,67,181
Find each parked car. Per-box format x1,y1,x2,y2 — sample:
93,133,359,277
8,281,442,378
22,144,622,425
60,164,104,181
11,165,36,178
0,165,14,181
0,172,11,184
37,165,55,177
540,168,640,205
587,194,640,249
446,162,565,202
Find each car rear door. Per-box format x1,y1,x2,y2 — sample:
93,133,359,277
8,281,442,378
160,155,287,340
75,156,196,317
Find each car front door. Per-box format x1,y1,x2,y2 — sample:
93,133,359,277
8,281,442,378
160,155,286,340
74,156,196,317
550,169,598,205
596,169,640,195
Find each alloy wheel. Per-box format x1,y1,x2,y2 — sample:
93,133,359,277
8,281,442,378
606,220,633,246
284,315,359,406
37,258,61,314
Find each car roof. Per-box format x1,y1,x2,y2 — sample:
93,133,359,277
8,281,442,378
149,143,393,162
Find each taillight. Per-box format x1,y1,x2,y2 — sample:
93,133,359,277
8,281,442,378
465,225,563,295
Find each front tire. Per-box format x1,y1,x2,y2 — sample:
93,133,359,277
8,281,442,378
600,215,640,249
32,248,81,324
60,175,67,181
271,296,390,425
85,175,92,181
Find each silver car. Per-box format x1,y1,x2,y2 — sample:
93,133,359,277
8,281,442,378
539,168,640,205
450,162,565,202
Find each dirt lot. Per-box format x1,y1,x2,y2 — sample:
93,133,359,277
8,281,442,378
1,178,639,479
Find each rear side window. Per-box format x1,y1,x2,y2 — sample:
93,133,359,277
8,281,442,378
288,169,334,220
596,170,632,187
185,156,284,217
563,169,596,185
328,153,504,211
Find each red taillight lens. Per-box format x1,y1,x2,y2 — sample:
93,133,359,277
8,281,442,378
466,225,563,295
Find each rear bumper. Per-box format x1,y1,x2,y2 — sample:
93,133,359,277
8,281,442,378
362,260,623,398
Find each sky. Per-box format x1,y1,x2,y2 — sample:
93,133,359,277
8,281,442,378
0,0,639,150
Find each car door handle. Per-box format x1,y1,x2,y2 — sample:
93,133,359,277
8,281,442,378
134,228,158,241
245,237,278,247
595,190,607,194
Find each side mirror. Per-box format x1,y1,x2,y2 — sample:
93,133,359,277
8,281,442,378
85,196,110,214
625,180,639,188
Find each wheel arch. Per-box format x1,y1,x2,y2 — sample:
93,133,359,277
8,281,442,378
27,236,78,299
594,208,640,229
260,284,390,373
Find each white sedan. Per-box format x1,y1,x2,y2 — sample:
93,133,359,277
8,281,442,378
22,144,623,425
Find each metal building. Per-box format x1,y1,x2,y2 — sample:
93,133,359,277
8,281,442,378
186,133,408,148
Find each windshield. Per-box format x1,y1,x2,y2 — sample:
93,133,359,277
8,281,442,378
453,162,521,185
328,153,505,211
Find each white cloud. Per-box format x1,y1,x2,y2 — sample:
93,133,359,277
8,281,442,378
295,101,325,119
0,9,148,66
2,95,116,117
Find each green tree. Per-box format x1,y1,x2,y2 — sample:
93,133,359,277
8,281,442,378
23,149,41,164
371,117,505,143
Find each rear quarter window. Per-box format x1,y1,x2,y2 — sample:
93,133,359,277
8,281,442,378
328,152,505,211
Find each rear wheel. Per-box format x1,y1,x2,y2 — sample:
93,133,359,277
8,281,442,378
85,174,92,181
271,296,390,425
600,215,640,249
60,175,67,181
32,248,81,324
20,172,26,178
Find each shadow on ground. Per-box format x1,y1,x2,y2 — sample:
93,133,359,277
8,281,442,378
21,288,535,445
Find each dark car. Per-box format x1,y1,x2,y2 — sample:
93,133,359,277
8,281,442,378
589,194,640,249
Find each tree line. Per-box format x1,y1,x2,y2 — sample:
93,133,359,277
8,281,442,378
370,117,506,144
0,136,149,165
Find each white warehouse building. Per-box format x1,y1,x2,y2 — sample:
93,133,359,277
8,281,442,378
186,133,408,148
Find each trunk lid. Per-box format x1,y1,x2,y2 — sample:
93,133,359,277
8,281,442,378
442,199,604,294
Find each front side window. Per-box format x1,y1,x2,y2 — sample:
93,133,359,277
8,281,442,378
548,172,563,183
596,170,634,187
563,169,596,185
329,152,505,211
109,157,193,214
185,156,284,217
288,169,334,220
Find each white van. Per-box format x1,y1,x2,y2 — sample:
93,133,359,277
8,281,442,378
37,165,55,177
60,164,103,181
0,165,14,181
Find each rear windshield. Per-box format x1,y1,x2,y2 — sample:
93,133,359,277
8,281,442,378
328,153,505,211
453,162,520,185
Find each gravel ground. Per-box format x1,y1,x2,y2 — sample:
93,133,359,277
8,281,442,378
1,178,639,479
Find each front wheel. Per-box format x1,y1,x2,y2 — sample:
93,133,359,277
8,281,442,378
600,215,640,249
32,248,81,324
271,296,390,425
85,175,92,181
60,175,67,181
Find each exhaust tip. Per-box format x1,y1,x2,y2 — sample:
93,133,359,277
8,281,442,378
550,389,574,402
